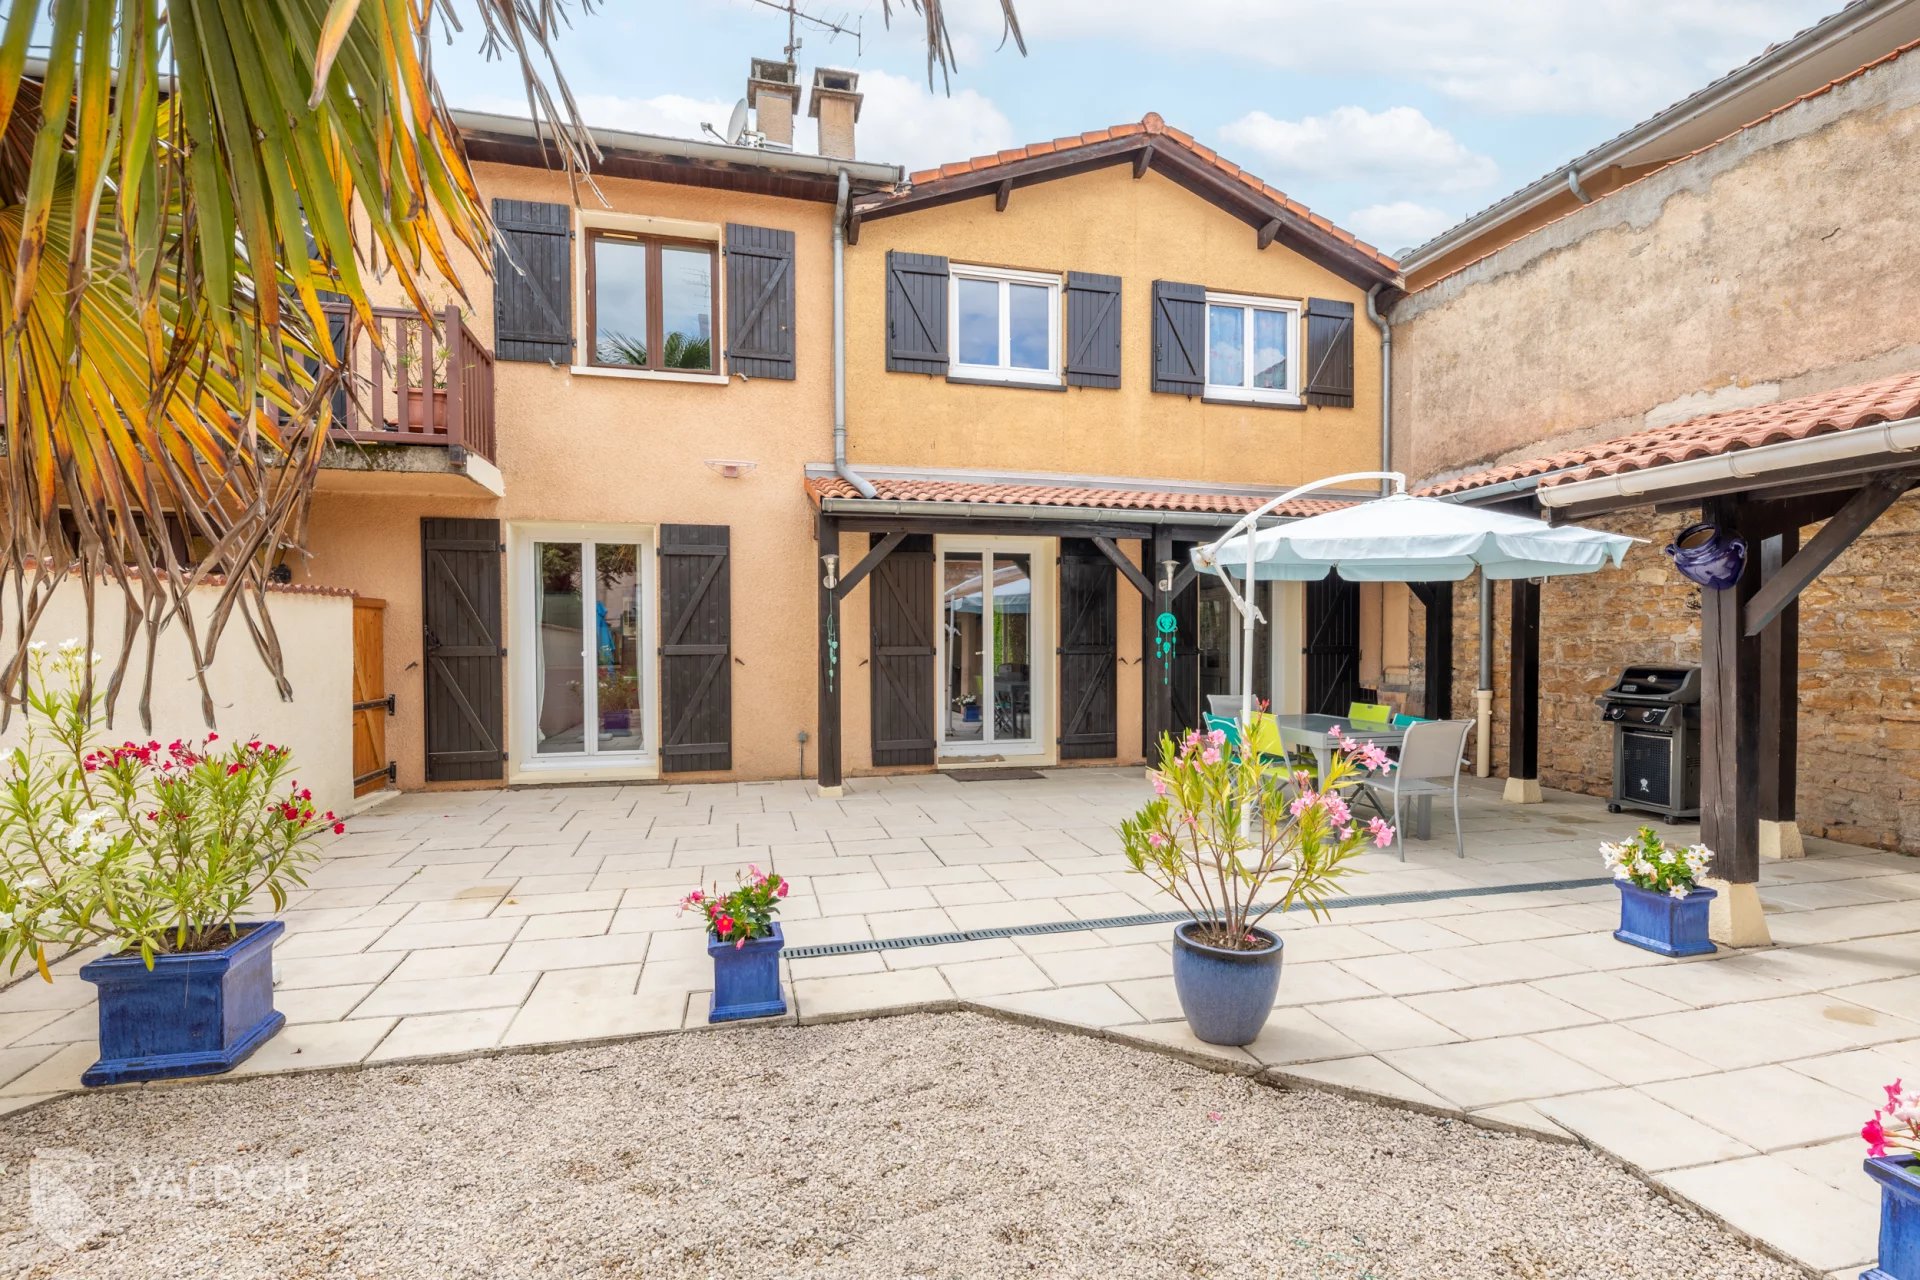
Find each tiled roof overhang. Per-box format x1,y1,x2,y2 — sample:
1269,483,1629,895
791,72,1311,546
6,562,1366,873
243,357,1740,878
1420,370,1920,501
805,475,1349,522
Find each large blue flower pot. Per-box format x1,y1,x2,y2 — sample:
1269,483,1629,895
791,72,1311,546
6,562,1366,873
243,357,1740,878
1171,922,1284,1046
1865,1155,1920,1280
77,920,285,1087
708,922,788,1024
1613,881,1717,958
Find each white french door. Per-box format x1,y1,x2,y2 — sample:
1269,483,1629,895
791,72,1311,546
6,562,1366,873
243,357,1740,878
511,524,656,774
937,537,1051,755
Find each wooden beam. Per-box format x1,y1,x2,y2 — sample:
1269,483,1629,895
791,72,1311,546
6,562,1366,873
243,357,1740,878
1758,530,1798,824
1145,527,1176,755
1092,535,1154,600
1742,476,1905,636
1407,582,1437,609
816,513,843,790
1508,579,1540,781
1423,585,1454,720
1169,563,1197,598
845,213,861,246
832,529,905,600
1132,145,1152,178
1256,218,1282,250
1700,496,1762,884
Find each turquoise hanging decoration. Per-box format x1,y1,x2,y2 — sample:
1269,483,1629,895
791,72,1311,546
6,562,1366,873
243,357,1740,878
826,614,839,693
1153,611,1178,683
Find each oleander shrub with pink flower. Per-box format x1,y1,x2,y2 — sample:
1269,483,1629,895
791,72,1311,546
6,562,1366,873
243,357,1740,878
680,865,789,948
0,642,337,978
1864,1078,1920,1161
1601,826,1713,898
1119,722,1390,952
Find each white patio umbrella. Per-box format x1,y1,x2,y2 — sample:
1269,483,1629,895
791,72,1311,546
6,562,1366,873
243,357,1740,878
1191,472,1637,737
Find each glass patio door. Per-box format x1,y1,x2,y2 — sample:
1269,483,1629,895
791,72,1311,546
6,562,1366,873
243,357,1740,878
533,539,645,758
940,545,1037,751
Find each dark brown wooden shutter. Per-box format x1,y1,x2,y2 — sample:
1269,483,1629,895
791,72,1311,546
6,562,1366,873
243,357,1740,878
1304,298,1356,407
885,251,948,374
1058,540,1117,759
1305,575,1362,717
492,198,573,364
869,534,935,766
421,518,504,781
725,223,795,380
659,525,732,774
1151,280,1205,395
1064,271,1122,389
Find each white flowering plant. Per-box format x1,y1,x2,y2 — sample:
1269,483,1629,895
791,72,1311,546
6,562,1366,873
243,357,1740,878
1601,826,1713,899
0,643,338,979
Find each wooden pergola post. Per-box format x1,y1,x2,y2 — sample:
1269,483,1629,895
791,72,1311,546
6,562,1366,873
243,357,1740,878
1410,583,1454,721
1504,577,1541,803
1757,529,1802,859
1698,495,1768,944
1146,525,1175,755
816,511,843,793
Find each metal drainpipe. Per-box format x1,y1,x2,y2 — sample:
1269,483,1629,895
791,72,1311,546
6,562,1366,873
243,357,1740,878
1365,284,1392,497
1565,165,1593,204
1475,576,1494,777
832,170,876,498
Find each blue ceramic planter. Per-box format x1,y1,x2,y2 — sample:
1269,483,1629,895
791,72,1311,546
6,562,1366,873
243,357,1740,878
1865,1155,1920,1280
708,922,787,1024
1613,881,1717,958
1170,922,1284,1046
77,920,285,1087
1666,521,1747,590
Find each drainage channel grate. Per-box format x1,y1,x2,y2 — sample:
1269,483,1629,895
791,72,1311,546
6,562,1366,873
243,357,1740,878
784,876,1612,960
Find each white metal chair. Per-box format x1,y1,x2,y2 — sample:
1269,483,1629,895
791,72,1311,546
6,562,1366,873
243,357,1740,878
1371,719,1475,861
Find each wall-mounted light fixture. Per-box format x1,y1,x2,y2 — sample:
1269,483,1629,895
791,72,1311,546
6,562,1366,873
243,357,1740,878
1158,559,1180,592
821,553,840,590
703,459,758,479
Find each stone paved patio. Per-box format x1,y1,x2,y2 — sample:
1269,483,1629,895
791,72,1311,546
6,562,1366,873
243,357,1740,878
3,767,1917,1275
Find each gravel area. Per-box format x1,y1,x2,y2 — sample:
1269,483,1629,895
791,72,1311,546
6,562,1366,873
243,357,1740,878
1,1013,1805,1280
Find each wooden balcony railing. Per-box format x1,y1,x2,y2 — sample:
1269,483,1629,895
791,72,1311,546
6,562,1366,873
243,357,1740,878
317,302,496,467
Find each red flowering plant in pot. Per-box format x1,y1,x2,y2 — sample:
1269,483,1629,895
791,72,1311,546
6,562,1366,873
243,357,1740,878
0,642,339,1084
1862,1077,1920,1279
1120,723,1387,1046
680,866,791,1023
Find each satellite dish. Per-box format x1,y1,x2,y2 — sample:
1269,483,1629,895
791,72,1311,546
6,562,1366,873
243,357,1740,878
725,98,750,145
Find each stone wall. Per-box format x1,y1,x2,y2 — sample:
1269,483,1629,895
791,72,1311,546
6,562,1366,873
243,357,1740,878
1407,498,1920,853
1389,44,1920,487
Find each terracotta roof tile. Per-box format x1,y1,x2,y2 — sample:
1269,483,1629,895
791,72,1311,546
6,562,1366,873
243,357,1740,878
805,476,1349,519
1418,370,1920,497
872,115,1400,274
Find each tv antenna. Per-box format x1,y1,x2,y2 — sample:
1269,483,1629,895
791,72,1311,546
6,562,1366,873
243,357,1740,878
745,0,863,62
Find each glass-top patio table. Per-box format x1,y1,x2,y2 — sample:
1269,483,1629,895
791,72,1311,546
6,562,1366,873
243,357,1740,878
1266,713,1431,839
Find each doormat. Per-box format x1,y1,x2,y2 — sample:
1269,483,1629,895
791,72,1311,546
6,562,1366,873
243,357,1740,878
947,768,1046,782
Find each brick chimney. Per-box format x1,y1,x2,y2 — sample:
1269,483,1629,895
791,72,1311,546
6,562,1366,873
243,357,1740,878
748,57,799,148
807,67,863,161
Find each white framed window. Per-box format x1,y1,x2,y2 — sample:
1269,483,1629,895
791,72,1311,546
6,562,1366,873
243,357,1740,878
948,264,1061,386
1204,291,1301,405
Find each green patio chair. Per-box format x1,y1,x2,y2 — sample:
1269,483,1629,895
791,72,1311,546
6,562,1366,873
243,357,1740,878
1392,713,1431,728
1348,700,1393,725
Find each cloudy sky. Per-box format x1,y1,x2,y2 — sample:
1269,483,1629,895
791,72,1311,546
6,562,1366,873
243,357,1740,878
435,0,1845,255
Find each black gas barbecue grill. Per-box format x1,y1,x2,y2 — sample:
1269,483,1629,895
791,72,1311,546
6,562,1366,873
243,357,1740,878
1598,664,1702,821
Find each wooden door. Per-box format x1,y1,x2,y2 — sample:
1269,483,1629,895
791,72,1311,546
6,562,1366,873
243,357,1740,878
1305,575,1362,716
1057,540,1116,759
870,535,936,766
351,599,393,795
421,518,505,781
658,525,733,774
